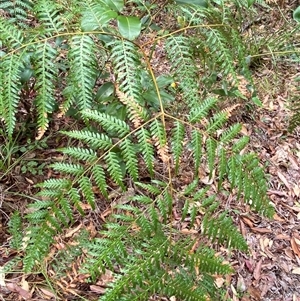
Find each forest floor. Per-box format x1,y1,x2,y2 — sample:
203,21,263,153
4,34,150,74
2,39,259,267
1,1,300,301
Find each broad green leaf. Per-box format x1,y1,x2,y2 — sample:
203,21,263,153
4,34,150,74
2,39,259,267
175,0,208,7
293,6,300,22
247,0,255,7
251,96,262,107
95,82,114,102
117,16,141,40
104,0,124,11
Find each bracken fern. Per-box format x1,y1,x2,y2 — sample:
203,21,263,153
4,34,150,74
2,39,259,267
2,0,277,300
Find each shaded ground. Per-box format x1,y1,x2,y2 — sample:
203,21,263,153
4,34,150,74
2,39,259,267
1,1,300,301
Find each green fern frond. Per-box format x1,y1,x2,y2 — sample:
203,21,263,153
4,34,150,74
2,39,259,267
82,109,130,137
81,0,118,31
92,164,108,198
206,111,228,133
202,212,248,250
62,129,113,150
38,178,72,189
0,54,22,137
34,41,58,136
120,138,139,181
68,187,85,215
190,129,202,172
34,0,65,33
136,128,155,175
105,151,126,190
171,121,185,173
110,39,142,104
0,0,33,26
218,147,227,190
220,123,242,143
189,97,218,123
79,176,95,209
65,35,98,110
8,212,23,249
60,147,98,163
50,162,85,176
206,137,217,178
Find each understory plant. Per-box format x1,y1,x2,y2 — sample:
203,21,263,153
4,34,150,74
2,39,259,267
1,0,279,300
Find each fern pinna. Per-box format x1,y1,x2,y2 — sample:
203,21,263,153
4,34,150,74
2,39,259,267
2,0,275,300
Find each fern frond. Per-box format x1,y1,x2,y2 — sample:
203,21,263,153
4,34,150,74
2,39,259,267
68,187,85,215
136,128,155,175
202,212,248,250
92,164,108,198
220,123,242,143
0,54,22,136
190,129,202,172
38,178,72,189
82,109,130,137
8,212,23,249
50,162,84,176
0,0,33,26
81,0,118,31
34,0,65,34
61,130,113,150
171,121,185,173
189,97,218,123
65,35,98,110
120,138,139,181
166,35,200,107
60,147,98,163
206,111,228,133
110,39,142,105
34,41,58,138
105,152,126,190
206,137,217,178
79,176,95,209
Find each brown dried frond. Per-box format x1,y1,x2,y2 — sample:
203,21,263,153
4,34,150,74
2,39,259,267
115,86,143,128
221,104,241,118
152,136,170,163
36,113,48,140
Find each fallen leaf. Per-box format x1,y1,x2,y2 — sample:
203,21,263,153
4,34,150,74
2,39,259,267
65,223,82,238
90,285,106,294
251,227,271,233
291,237,300,257
277,171,290,189
39,287,57,298
292,267,300,275
253,259,262,280
293,185,300,197
214,276,225,288
248,286,261,300
6,282,31,299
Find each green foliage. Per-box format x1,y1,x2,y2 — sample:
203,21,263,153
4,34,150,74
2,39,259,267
1,0,278,300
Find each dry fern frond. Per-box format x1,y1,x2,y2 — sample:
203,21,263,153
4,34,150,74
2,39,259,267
115,86,143,128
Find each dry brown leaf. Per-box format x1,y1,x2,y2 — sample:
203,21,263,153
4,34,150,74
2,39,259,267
275,233,290,240
293,184,300,197
90,285,106,295
241,216,253,228
251,227,271,234
39,286,57,298
214,276,225,288
277,171,290,189
253,259,262,280
291,237,300,257
247,286,261,300
6,282,31,299
65,223,82,238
